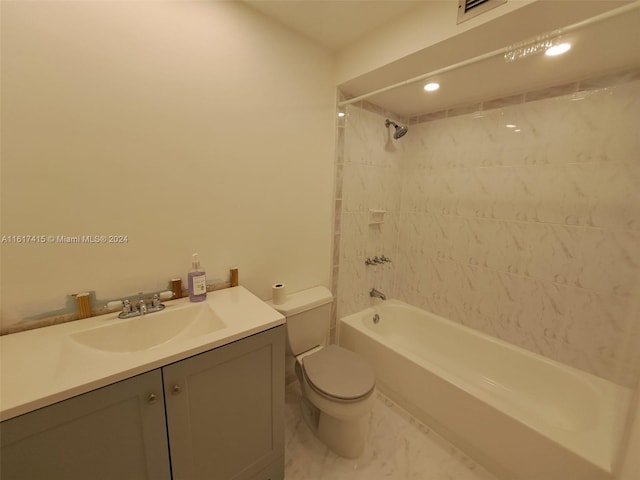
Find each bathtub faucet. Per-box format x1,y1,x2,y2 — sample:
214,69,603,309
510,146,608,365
370,288,386,301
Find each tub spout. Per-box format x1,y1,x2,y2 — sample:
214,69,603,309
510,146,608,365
370,288,386,301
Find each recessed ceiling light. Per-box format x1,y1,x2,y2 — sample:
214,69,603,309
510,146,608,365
423,82,440,92
337,111,345,118
505,124,517,128
545,43,571,57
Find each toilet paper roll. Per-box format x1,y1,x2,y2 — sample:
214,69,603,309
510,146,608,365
272,283,287,305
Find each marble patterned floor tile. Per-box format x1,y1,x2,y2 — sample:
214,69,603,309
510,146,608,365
284,384,498,480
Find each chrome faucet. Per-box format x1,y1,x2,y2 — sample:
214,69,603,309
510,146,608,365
365,255,392,266
118,292,166,319
370,288,386,301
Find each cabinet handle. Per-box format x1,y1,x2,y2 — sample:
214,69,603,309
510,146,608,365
148,393,157,404
172,384,182,395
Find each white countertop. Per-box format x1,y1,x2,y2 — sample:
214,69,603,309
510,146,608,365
0,286,284,422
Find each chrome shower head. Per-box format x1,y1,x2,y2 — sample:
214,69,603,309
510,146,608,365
394,124,408,139
385,119,408,139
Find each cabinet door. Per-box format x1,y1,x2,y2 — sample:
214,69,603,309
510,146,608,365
0,370,170,480
164,326,285,480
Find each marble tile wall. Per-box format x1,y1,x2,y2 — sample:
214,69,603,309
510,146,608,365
334,104,405,328
335,74,640,387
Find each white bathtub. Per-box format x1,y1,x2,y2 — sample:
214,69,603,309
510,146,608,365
339,300,632,480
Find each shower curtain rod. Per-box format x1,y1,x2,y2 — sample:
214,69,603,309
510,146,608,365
337,0,640,108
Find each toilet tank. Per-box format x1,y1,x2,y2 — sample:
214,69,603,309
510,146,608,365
267,286,333,355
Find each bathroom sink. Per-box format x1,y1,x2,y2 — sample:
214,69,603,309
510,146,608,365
70,303,226,353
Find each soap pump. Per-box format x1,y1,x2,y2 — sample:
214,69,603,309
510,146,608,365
188,253,207,302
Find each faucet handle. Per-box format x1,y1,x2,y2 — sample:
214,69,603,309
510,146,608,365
151,294,161,308
373,256,388,264
115,299,134,319
152,291,174,307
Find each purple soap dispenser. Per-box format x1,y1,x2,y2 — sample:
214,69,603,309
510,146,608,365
188,253,207,302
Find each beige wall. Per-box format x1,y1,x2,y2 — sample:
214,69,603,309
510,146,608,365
0,0,335,328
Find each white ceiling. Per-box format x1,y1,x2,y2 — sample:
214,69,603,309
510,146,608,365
244,0,640,117
243,0,423,51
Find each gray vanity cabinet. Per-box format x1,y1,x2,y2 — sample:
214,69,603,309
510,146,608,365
0,369,171,480
0,325,285,480
164,325,285,480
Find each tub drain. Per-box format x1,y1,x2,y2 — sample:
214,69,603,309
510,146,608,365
373,313,380,324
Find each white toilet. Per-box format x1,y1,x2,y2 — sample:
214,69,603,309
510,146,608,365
268,286,376,459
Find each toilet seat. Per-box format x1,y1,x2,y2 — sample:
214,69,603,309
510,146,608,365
302,345,375,402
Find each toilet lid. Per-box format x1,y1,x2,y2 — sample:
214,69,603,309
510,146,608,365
302,345,375,401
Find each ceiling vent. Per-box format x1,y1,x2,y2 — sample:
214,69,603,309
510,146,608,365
457,0,507,24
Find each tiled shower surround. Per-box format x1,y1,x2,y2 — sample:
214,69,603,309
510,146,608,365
333,72,640,387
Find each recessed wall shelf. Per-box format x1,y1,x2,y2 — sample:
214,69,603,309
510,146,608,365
368,209,387,225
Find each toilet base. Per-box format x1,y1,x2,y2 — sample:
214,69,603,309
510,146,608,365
317,407,371,459
299,393,372,459
294,351,375,459
300,396,320,431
